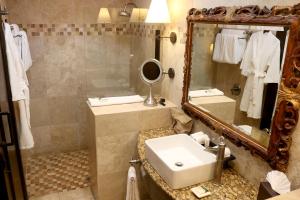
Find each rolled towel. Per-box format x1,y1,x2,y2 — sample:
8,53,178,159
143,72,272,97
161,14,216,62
126,166,140,200
238,125,252,135
213,146,231,158
88,95,144,107
88,98,101,107
191,132,210,148
189,89,224,98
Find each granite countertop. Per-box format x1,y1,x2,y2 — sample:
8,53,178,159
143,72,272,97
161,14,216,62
137,128,258,200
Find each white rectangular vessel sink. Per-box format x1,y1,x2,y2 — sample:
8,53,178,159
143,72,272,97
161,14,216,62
145,134,216,189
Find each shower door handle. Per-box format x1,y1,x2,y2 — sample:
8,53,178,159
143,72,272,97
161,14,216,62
0,112,14,147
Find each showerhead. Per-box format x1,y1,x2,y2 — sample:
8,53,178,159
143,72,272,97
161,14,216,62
119,2,137,17
119,9,131,17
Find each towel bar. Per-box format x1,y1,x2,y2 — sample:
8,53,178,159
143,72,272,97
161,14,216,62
129,159,141,165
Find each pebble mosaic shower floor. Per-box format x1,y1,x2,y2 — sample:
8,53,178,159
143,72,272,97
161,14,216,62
25,150,90,198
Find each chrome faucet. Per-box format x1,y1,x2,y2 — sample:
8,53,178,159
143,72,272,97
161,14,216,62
204,136,226,184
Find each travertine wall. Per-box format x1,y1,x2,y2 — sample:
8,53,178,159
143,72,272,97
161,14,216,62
6,0,148,155
190,24,217,90
88,102,176,200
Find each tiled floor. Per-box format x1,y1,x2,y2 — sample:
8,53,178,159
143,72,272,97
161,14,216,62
25,150,90,198
30,187,94,200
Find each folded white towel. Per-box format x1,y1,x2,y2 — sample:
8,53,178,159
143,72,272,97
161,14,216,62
88,95,144,107
213,29,247,64
189,89,224,98
212,146,231,158
126,166,140,200
238,125,252,135
191,132,231,158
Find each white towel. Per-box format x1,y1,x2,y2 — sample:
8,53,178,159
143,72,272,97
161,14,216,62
190,132,210,148
238,125,252,135
213,29,247,64
126,166,140,200
11,24,32,71
189,89,224,98
88,95,144,107
4,23,33,149
18,87,34,149
212,146,231,158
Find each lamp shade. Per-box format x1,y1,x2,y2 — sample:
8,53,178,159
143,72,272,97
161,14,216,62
145,0,171,23
97,8,111,23
130,8,148,23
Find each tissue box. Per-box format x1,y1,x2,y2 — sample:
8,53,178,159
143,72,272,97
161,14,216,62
257,182,279,200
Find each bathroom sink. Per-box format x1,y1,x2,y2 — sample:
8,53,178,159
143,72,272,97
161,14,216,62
145,134,216,189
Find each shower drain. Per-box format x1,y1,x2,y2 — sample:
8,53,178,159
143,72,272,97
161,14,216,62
175,162,184,167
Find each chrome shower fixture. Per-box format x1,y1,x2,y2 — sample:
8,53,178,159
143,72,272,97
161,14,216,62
119,2,137,17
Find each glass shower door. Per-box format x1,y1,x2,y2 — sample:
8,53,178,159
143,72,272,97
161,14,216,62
0,20,27,200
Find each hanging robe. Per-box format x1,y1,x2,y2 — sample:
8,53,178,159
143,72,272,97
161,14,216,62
11,24,32,71
4,22,34,149
240,31,280,119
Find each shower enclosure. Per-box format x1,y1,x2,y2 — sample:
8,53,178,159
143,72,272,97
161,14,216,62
0,9,28,199
1,1,160,198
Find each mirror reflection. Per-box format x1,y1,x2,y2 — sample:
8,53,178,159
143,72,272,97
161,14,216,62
189,24,289,147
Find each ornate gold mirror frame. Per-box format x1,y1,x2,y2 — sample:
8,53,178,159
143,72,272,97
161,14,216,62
182,4,300,171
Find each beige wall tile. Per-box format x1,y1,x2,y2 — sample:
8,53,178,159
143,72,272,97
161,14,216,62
30,192,60,200
96,131,138,174
6,0,42,24
30,98,50,127
140,109,173,130
98,171,128,200
95,111,141,137
50,123,80,152
31,126,53,154
90,105,175,199
48,97,79,125
59,187,93,200
84,36,106,67
40,0,76,24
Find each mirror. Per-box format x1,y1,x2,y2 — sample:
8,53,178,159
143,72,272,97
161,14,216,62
140,58,163,106
189,24,289,148
182,5,300,171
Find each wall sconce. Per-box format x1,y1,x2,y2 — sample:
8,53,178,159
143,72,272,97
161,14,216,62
145,0,177,61
97,8,111,23
129,8,148,23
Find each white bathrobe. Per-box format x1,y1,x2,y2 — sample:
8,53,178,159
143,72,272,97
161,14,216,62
11,24,32,71
4,23,34,149
240,31,280,119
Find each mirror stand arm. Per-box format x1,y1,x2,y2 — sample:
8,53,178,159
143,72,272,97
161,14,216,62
163,68,175,79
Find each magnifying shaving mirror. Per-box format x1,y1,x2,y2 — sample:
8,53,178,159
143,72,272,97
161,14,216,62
140,59,163,107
